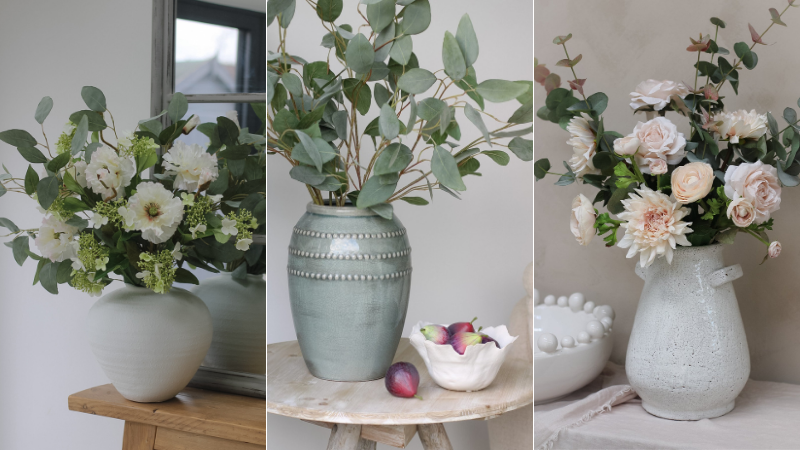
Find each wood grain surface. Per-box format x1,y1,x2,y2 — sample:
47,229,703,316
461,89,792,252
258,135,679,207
69,384,266,445
267,338,533,425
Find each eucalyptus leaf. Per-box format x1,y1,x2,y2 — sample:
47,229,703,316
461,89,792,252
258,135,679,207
475,79,528,103
369,203,394,219
282,72,304,97
399,0,430,35
81,86,107,112
316,0,343,21
357,175,397,208
289,165,326,185
463,103,491,147
455,14,479,67
399,196,429,205
374,143,413,175
278,0,296,27
508,136,533,161
379,103,400,140
0,129,37,147
367,0,396,33
374,83,392,106
417,98,446,121
374,22,395,62
397,68,436,94
346,34,376,74
0,218,19,233
71,115,89,155
294,130,324,171
39,261,59,294
167,92,188,122
332,110,349,141
508,101,534,124
17,146,47,164
442,31,467,81
68,110,107,132
389,35,413,65
35,96,53,124
406,94,417,133
24,165,38,195
431,145,466,191
482,150,510,166
37,176,59,210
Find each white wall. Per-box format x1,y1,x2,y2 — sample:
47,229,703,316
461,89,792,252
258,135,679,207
0,0,151,448
267,1,533,448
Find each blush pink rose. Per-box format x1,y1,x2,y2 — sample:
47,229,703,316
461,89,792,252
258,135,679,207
723,161,781,224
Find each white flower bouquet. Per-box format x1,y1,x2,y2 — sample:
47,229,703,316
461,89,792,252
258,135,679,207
536,4,800,266
0,88,265,295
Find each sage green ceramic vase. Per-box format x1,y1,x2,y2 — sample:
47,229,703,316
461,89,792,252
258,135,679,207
288,203,412,381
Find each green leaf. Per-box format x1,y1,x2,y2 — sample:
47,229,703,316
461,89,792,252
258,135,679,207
81,86,107,112
607,185,636,215
346,33,375,74
296,104,327,130
281,72,304,98
69,110,107,132
406,95,417,133
431,145,466,191
62,170,86,197
455,14,479,68
778,162,800,186
357,175,397,208
37,177,59,210
290,165,326,185
534,158,550,180
397,69,436,95
508,101,534,124
482,150,509,166
292,137,337,167
399,0,430,35
416,98,446,121
268,0,294,25
379,103,400,140
458,157,480,177
399,196,429,205
24,165,39,195
167,92,188,123
17,145,47,164
374,143,413,174
476,80,528,103
592,152,618,170
174,267,200,285
587,92,609,115
552,33,572,45
62,197,90,213
369,203,394,219
35,96,54,124
442,31,467,81
343,78,372,115
463,103,491,147
0,129,37,147
57,259,75,283
454,66,484,110
716,228,738,245
710,17,727,28
389,35,413,65
742,50,758,70
39,261,59,294
316,0,343,21
135,151,158,174
733,42,750,58
278,0,296,27
784,107,798,126
12,235,28,266
312,173,345,191
508,136,533,161
374,22,396,62
374,83,391,106
0,218,19,233
294,130,324,171
71,115,89,155
332,110,349,140
216,116,241,146
767,112,780,136
367,0,395,33
47,152,71,173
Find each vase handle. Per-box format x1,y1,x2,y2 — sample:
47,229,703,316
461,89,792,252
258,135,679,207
635,263,646,281
708,264,743,288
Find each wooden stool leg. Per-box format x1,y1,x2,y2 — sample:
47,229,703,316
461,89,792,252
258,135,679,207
417,423,453,450
122,421,156,450
327,424,375,450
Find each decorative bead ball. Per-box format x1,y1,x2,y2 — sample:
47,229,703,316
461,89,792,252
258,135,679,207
544,295,556,306
568,292,585,312
534,288,541,305
577,331,591,344
557,296,568,307
561,336,576,348
537,333,559,353
586,320,605,339
600,316,613,331
583,301,596,313
594,305,615,321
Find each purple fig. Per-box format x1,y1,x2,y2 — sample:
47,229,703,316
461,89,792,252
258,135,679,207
448,331,483,355
385,362,423,400
481,334,500,348
447,317,478,335
420,325,449,344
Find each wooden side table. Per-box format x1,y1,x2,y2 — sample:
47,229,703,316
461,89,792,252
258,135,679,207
268,338,533,449
68,384,265,449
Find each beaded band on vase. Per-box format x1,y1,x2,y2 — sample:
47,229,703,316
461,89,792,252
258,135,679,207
287,268,413,281
288,248,411,260
292,227,407,239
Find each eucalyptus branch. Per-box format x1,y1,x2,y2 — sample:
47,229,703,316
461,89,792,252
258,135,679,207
560,42,587,101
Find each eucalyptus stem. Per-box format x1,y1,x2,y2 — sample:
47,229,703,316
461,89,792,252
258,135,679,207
561,42,586,101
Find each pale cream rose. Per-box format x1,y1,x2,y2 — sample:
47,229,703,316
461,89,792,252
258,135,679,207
631,117,686,174
709,109,767,144
614,136,640,156
630,79,690,111
671,162,714,203
726,195,756,227
769,241,781,259
649,159,668,175
570,194,596,246
724,161,781,224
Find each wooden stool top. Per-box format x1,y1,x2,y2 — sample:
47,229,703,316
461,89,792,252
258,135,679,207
267,338,532,425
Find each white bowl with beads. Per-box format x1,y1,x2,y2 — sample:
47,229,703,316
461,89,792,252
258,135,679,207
534,290,614,404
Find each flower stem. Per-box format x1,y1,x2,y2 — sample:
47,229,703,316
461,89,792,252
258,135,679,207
745,227,769,246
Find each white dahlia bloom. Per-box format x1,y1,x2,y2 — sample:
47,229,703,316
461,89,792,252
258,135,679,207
84,146,135,200
617,187,693,268
709,109,768,144
35,215,79,262
630,79,690,111
119,182,184,244
566,113,599,177
163,141,219,191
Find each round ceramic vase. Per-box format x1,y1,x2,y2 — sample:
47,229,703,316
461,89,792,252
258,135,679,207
626,244,749,420
192,272,266,374
288,203,412,381
87,285,213,402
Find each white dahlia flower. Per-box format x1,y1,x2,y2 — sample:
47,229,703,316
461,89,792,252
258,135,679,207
163,141,219,191
35,215,79,262
84,146,135,200
119,182,184,244
617,187,693,268
566,113,599,177
629,79,690,111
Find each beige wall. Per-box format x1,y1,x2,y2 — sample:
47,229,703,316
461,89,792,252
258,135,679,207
534,0,800,383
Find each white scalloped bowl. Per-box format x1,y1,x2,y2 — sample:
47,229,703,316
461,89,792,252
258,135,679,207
409,321,518,392
534,290,614,405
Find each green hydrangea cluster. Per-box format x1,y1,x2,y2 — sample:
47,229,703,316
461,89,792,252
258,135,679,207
120,135,159,158
47,196,70,221
136,250,176,294
93,199,126,225
55,126,76,155
227,209,258,242
70,233,110,296
186,195,213,228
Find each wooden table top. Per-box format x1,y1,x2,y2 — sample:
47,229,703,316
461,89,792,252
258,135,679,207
267,338,533,425
68,384,266,446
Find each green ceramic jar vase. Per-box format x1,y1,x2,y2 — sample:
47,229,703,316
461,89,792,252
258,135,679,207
288,203,412,381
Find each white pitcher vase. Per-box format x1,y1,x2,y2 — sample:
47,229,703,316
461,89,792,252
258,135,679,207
626,244,750,420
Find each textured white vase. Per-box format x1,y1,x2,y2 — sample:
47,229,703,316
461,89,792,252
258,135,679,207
626,244,749,420
87,285,213,402
191,272,265,374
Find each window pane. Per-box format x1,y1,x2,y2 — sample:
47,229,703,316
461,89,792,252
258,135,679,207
175,19,240,95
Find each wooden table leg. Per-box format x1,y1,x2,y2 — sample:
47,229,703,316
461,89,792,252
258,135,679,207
326,424,377,450
122,421,156,450
417,423,453,450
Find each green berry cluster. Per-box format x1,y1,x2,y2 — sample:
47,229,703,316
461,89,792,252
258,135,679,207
55,127,76,155
70,233,110,296
227,210,258,242
136,249,177,294
186,195,213,228
47,196,70,221
93,199,127,225
120,136,159,158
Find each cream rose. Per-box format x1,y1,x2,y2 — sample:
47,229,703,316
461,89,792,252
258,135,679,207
726,195,756,227
630,79,690,111
570,194,596,246
629,117,686,174
671,162,714,203
649,159,668,175
709,109,768,144
614,136,640,156
724,161,781,224
769,241,781,259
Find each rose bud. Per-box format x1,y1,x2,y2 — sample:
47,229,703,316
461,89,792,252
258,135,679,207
769,241,781,259
420,325,449,344
182,114,200,134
